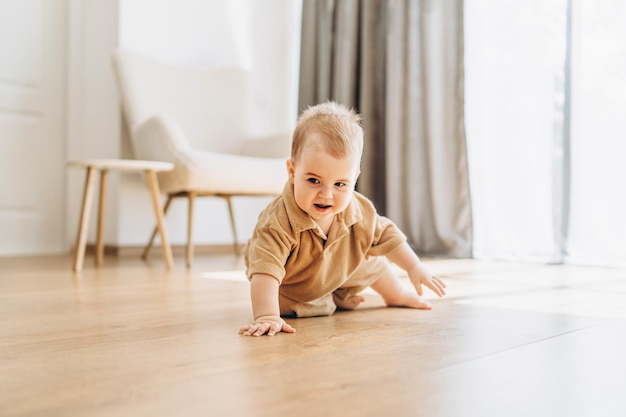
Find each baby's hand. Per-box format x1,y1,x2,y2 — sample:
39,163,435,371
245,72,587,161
238,315,296,337
408,264,447,297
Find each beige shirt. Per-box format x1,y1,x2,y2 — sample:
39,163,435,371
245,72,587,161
244,182,406,304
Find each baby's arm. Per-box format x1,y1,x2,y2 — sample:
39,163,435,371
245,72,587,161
238,273,296,337
387,242,446,297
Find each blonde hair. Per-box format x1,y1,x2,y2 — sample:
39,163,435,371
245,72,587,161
291,101,363,163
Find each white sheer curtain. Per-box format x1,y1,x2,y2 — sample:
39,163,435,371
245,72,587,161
465,0,626,267
568,1,626,266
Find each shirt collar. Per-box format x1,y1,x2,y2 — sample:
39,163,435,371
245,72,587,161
282,182,363,234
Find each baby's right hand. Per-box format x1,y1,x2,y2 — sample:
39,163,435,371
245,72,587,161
238,315,296,337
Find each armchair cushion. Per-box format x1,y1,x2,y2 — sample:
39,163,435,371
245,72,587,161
171,149,288,195
133,114,287,195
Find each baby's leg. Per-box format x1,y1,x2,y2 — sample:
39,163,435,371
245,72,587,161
370,265,432,310
332,258,385,311
332,292,365,310
279,293,337,317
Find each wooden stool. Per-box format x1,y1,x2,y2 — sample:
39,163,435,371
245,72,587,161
68,159,175,272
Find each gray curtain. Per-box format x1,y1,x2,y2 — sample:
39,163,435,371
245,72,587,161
299,0,472,257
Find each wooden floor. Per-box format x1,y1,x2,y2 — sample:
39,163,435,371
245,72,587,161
1,253,626,417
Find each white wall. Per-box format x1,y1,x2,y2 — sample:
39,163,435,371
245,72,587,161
67,0,301,250
66,0,121,248
118,0,301,136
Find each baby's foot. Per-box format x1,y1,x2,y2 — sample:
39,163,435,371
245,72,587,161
333,293,365,310
384,291,432,310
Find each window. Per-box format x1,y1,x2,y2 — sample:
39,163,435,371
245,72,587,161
465,0,626,267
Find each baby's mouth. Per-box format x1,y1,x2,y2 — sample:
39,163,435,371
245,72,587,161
314,204,332,210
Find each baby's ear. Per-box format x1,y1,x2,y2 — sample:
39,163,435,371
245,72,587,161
286,159,295,181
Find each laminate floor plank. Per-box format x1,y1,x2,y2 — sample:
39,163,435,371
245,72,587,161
1,254,625,416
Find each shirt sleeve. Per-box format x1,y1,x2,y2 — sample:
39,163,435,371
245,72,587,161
244,224,294,284
367,214,407,257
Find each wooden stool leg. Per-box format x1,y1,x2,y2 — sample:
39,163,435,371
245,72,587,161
186,192,196,268
73,166,97,272
142,194,174,260
225,196,240,255
95,169,108,267
144,170,174,268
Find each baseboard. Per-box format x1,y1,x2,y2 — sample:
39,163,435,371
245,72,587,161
84,243,242,257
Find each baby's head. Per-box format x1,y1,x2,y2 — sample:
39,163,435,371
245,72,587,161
287,102,364,227
291,101,364,166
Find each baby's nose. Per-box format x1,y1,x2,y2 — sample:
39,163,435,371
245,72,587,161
318,185,333,198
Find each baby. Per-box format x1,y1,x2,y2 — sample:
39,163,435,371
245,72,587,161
239,102,445,336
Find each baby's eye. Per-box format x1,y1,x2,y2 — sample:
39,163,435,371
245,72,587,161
307,178,320,184
335,182,347,188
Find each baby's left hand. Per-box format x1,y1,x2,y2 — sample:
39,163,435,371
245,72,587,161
407,264,446,297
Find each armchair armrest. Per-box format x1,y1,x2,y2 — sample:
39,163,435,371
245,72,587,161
131,115,191,162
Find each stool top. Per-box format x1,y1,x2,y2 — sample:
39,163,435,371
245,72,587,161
67,159,175,172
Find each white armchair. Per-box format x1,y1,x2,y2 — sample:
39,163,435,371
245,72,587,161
111,49,290,266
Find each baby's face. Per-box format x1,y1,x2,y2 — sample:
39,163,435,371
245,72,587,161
287,143,360,228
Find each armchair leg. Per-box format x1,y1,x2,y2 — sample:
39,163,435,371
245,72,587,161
143,191,245,266
186,192,196,268
225,196,240,255
143,193,174,260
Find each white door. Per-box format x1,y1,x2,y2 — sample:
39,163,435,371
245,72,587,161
0,0,67,255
